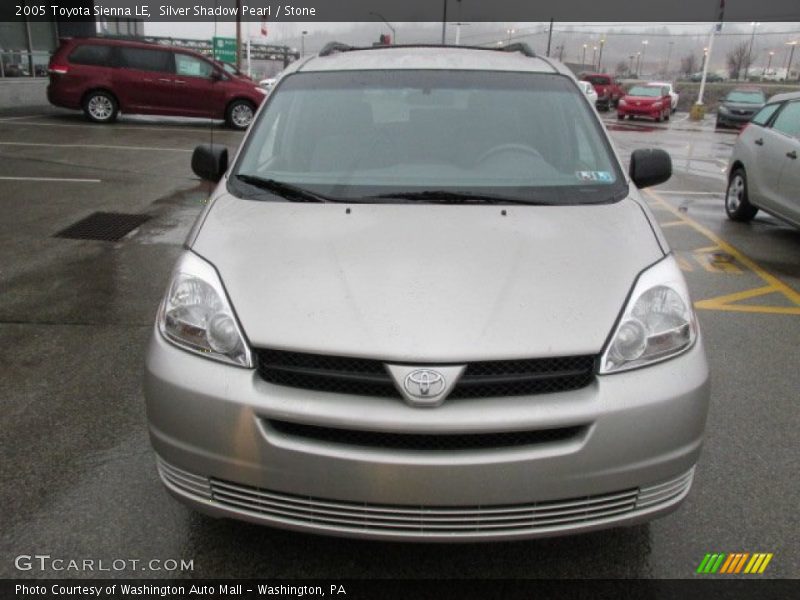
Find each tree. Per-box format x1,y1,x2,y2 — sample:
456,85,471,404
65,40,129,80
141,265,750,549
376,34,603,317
615,60,629,77
680,53,697,78
727,41,756,81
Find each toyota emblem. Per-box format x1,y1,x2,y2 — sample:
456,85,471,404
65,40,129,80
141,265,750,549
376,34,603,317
404,369,446,398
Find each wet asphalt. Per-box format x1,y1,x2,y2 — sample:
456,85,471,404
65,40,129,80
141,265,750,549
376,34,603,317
1,107,798,579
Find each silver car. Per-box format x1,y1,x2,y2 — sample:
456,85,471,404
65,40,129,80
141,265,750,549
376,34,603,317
726,91,800,228
145,43,710,541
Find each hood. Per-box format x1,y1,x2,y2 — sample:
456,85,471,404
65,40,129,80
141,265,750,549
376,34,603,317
624,95,661,104
192,194,664,362
721,101,762,112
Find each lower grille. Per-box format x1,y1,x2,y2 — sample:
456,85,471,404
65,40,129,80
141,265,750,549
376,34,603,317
267,419,586,451
255,349,596,400
158,457,695,537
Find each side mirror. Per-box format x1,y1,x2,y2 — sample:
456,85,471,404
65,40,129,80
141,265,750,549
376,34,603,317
191,144,228,182
629,148,671,189
210,69,224,81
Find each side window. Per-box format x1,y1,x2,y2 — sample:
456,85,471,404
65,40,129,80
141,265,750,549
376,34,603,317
751,103,780,126
175,54,214,78
68,44,112,67
118,48,173,73
770,101,800,139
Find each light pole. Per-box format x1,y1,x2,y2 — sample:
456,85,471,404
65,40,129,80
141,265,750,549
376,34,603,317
369,12,396,44
592,46,598,69
786,41,798,81
744,22,759,80
701,47,708,71
640,40,648,77
506,28,515,43
629,54,635,76
635,51,642,77
597,38,605,71
301,30,307,57
665,41,674,76
582,44,587,67
765,51,774,77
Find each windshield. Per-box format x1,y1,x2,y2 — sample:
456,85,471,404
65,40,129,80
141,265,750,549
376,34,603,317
585,76,610,85
628,86,663,97
232,70,626,205
725,91,765,104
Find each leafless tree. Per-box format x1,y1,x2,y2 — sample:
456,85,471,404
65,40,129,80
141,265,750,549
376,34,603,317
727,41,755,81
615,60,629,77
680,53,697,78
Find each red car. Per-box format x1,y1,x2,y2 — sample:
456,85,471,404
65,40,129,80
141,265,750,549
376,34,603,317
47,38,267,129
617,85,672,122
580,73,625,111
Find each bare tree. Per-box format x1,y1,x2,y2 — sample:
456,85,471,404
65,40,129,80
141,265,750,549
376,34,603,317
727,41,756,81
680,53,697,78
615,60,629,77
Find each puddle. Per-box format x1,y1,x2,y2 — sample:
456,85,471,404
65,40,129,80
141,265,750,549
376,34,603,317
132,183,213,245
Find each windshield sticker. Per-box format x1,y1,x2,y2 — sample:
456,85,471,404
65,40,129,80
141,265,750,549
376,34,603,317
577,171,613,182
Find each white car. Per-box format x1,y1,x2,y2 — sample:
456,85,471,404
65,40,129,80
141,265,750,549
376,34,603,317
578,80,599,107
650,81,679,113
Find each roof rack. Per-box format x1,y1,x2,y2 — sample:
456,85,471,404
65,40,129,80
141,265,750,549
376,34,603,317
317,42,536,59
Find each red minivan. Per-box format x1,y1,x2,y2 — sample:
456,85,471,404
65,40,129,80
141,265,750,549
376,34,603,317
47,38,267,129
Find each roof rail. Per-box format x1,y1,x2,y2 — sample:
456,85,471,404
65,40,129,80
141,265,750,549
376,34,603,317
496,43,536,58
319,42,354,57
316,42,538,59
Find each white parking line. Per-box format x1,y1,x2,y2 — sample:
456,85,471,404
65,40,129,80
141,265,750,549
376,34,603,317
0,115,43,121
0,141,192,152
0,176,101,183
0,118,234,134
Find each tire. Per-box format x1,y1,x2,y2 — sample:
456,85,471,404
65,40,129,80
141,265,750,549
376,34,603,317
82,90,118,124
226,99,255,130
725,168,758,222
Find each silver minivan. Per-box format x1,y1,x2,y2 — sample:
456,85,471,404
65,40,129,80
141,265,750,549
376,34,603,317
145,43,710,541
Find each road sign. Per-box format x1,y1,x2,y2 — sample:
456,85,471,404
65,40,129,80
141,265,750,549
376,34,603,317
212,37,237,63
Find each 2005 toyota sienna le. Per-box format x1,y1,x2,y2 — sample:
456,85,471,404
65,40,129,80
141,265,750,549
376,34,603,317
144,43,710,541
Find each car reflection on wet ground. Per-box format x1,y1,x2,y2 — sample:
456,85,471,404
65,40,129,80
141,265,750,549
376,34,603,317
1,108,798,579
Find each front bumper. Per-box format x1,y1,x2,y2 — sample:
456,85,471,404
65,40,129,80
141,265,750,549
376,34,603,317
145,330,710,541
618,105,663,119
716,111,754,127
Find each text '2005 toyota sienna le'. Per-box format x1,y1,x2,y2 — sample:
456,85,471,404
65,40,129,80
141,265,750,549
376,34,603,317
144,43,710,542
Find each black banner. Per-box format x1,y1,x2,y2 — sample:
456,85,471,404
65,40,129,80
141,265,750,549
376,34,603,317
3,579,799,600
1,0,799,22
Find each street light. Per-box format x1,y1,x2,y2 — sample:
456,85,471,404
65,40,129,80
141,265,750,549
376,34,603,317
597,38,606,72
701,47,708,71
787,41,798,81
506,28,515,43
582,43,587,67
369,11,396,44
640,40,648,77
744,22,760,80
765,51,775,76
665,41,674,76
300,30,308,57
635,51,642,77
592,46,598,69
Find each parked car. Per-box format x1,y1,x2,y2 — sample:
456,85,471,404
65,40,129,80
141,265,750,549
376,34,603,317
617,85,673,122
716,88,767,129
145,43,709,542
725,91,800,228
577,80,599,107
580,73,625,110
47,38,267,129
690,71,724,82
649,81,679,113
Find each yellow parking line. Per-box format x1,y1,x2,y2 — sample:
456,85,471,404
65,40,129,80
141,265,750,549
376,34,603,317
660,220,688,228
645,189,800,314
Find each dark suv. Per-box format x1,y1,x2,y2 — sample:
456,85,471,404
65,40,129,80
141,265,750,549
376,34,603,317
47,38,266,129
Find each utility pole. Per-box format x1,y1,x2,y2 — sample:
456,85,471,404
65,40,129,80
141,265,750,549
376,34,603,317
546,18,554,57
235,0,242,70
441,0,447,44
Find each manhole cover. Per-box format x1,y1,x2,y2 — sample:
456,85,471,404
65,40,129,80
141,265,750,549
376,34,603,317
55,212,151,241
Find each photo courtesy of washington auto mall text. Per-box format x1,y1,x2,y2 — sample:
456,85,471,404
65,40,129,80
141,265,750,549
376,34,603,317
1,0,799,598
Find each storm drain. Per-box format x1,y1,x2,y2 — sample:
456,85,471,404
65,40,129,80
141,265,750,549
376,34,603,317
54,212,151,241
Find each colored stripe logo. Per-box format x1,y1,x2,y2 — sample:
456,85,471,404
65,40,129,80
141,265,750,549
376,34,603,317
696,553,773,574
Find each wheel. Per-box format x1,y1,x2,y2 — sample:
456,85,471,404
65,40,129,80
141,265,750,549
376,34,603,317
82,90,118,124
725,168,758,222
226,99,255,130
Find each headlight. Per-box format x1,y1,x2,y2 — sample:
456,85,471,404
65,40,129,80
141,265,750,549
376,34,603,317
255,86,268,95
718,105,729,114
618,98,627,106
158,252,252,367
600,255,697,374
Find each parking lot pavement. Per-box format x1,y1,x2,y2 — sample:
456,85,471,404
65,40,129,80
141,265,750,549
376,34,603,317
1,109,798,579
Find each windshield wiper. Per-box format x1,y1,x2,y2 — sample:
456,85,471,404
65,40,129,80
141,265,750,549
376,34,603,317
235,174,337,203
369,190,549,205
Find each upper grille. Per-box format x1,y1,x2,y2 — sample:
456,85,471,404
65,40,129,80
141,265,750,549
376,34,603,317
255,349,596,400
